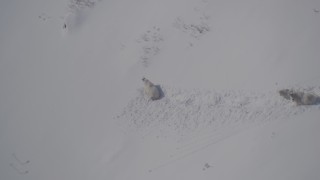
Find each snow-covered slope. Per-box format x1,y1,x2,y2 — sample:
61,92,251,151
116,86,318,140
1,0,320,180
113,86,320,179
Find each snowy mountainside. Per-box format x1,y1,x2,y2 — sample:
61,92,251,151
1,0,320,180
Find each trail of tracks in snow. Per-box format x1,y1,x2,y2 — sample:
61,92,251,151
114,86,320,171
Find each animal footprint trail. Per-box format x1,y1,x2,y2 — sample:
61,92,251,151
12,153,30,165
136,26,164,67
173,17,210,39
173,1,211,42
10,153,30,175
68,0,96,10
62,0,101,33
10,164,29,175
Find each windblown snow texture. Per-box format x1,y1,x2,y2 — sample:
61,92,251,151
115,86,319,142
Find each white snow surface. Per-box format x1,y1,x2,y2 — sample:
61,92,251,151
1,0,320,180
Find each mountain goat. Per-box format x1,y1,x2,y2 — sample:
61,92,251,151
142,77,161,100
279,89,320,105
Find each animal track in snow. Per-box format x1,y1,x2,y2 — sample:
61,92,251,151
38,13,51,21
136,26,164,67
173,1,210,41
9,154,30,175
202,162,212,171
62,0,101,33
68,0,98,11
173,17,210,39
